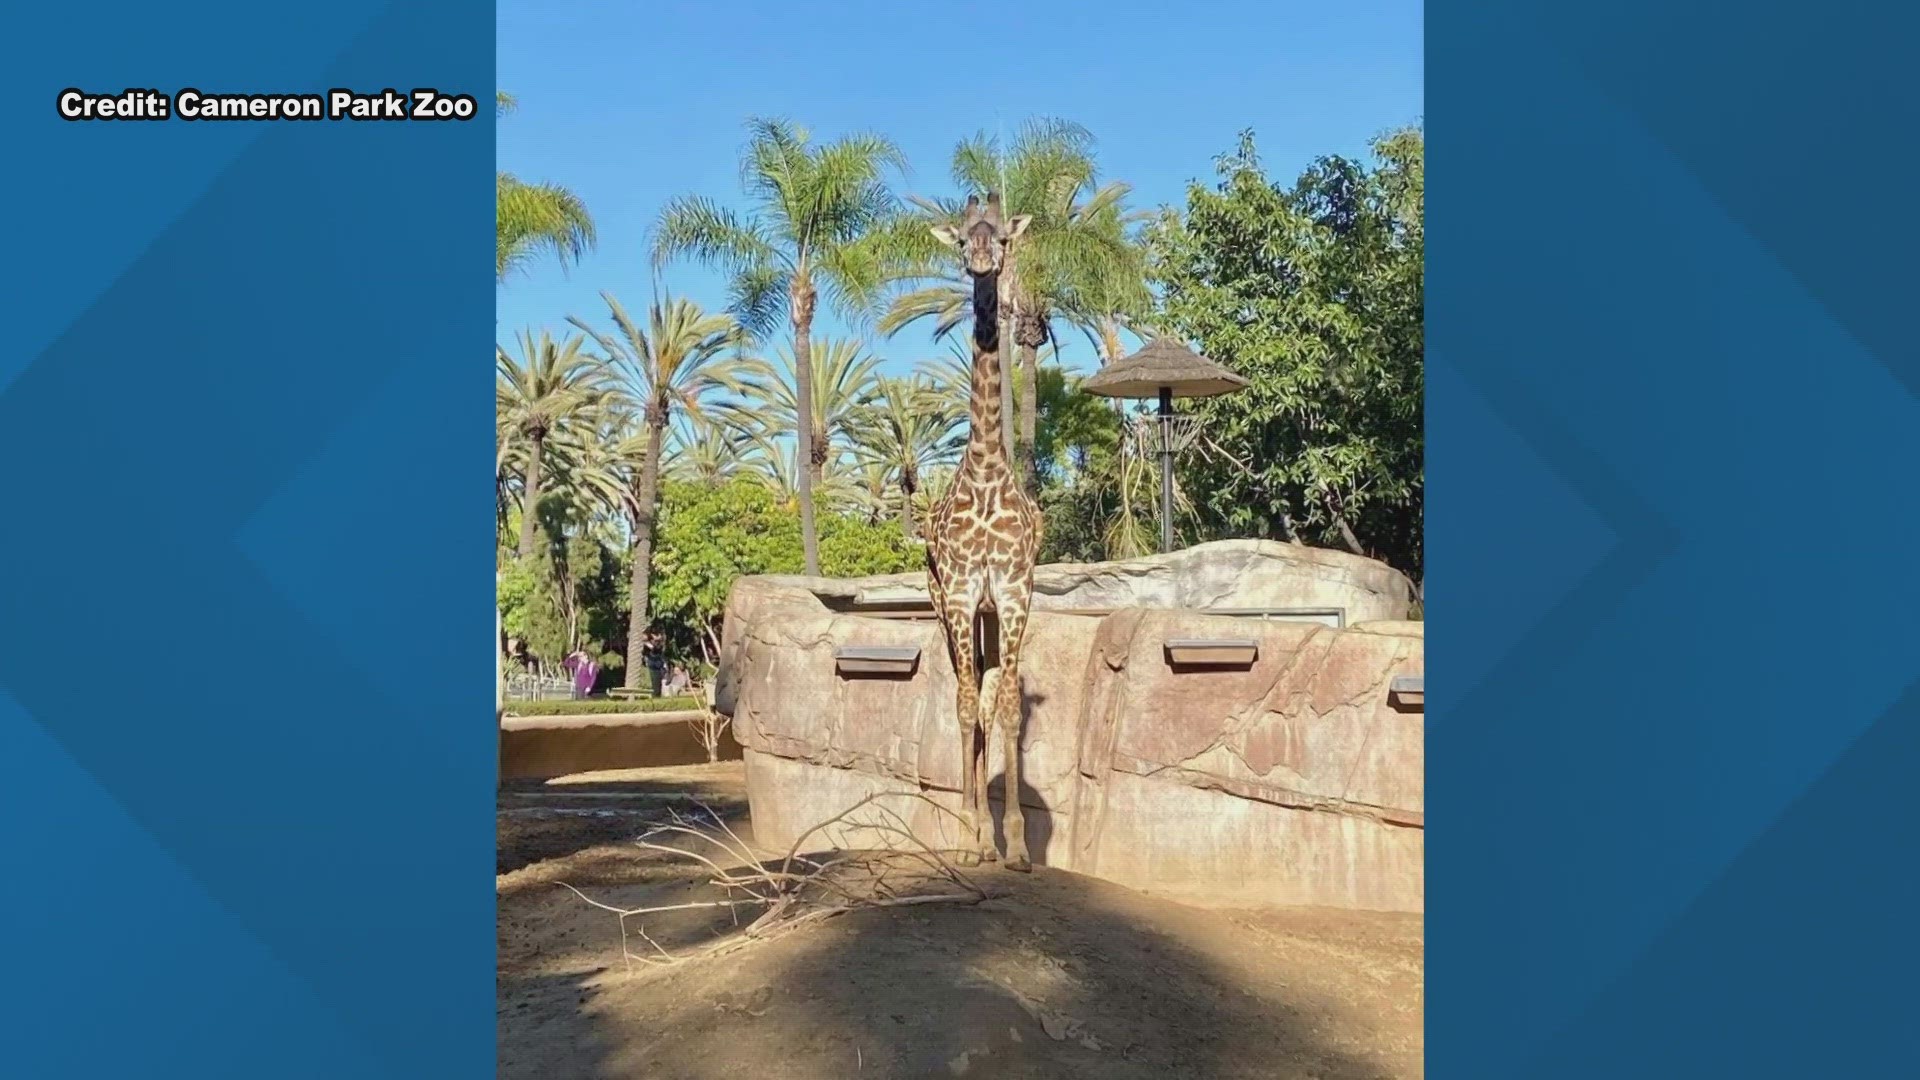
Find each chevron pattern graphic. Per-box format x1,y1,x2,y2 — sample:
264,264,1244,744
1,3,494,1075
1429,4,1920,1076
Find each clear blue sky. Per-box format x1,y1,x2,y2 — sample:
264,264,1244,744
496,0,1423,377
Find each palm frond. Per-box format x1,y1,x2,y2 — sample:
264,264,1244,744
497,173,596,280
652,195,783,274
877,282,972,341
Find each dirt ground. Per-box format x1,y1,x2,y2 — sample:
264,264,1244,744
499,762,1423,1079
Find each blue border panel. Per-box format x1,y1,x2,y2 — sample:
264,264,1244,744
1,4,492,1076
1431,2,1920,1075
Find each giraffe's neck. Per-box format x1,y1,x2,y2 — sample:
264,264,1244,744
965,271,1007,466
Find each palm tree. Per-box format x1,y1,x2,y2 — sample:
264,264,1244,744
911,338,975,410
653,118,913,573
885,119,1150,486
496,92,596,281
567,293,748,689
548,413,645,527
725,335,885,487
850,458,895,524
744,433,869,519
850,374,965,536
664,413,761,486
496,330,611,559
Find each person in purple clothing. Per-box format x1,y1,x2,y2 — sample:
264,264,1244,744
563,649,598,699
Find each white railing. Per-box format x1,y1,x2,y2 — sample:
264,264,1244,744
503,672,576,702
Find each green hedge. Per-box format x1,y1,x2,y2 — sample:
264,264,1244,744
503,696,703,717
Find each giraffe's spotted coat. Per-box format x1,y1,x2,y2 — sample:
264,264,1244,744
922,191,1042,871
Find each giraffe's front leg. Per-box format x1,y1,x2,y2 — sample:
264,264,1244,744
941,605,992,865
990,599,1033,872
977,665,1002,860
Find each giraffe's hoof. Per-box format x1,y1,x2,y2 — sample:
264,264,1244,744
978,846,999,864
955,850,984,868
1005,854,1032,873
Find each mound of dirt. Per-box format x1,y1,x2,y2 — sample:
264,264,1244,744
499,762,1422,1079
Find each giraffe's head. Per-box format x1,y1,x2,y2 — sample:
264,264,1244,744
929,192,1031,277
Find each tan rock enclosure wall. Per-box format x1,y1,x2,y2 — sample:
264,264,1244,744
714,541,1423,912
498,712,741,781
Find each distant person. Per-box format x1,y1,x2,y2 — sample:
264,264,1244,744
642,630,667,697
563,649,597,700
665,663,691,697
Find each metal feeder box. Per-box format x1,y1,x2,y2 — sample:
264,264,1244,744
833,645,921,677
1163,638,1260,668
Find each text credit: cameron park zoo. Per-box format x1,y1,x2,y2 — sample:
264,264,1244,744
57,88,480,122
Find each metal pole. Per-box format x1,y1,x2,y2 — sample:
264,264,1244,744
1158,387,1175,553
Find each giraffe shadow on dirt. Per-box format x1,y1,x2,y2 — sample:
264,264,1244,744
981,674,1054,867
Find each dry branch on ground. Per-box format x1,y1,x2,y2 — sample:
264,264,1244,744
559,791,990,972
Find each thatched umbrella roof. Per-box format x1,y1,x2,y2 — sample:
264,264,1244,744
1081,337,1250,400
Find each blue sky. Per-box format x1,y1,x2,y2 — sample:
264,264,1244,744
497,0,1423,378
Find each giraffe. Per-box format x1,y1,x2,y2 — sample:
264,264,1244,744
922,192,1042,871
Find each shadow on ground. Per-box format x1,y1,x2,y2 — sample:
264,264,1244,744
500,858,1415,1080
496,767,751,879
498,743,1420,1079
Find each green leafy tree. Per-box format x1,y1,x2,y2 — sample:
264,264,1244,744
514,500,623,675
1149,127,1423,577
497,559,537,643
653,118,914,574
567,292,750,688
496,93,596,281
1030,357,1122,484
650,477,919,660
818,512,924,577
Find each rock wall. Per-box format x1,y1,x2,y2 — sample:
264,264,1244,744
1067,611,1422,910
716,541,1423,912
740,538,1415,623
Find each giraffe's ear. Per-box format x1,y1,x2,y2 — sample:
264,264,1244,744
928,224,961,246
1005,215,1032,240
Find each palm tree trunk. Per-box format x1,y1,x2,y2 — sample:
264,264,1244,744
998,249,1019,463
517,433,546,559
624,403,669,689
1100,319,1124,367
811,424,829,487
1011,301,1049,491
899,464,919,538
1017,340,1039,489
791,278,821,575
1001,315,1017,463
1003,259,1042,490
